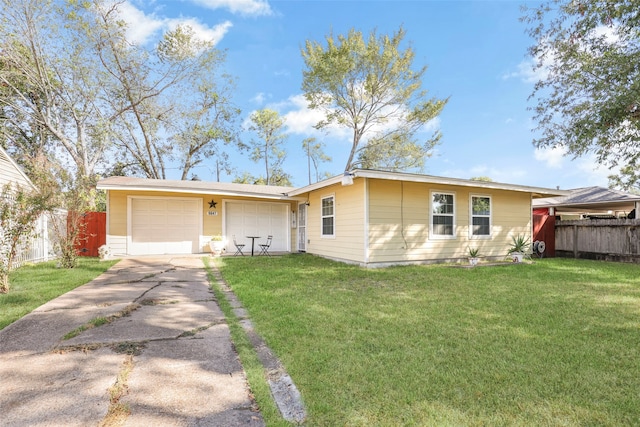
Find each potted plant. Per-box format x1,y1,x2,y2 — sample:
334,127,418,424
467,246,480,266
507,234,530,263
209,235,225,256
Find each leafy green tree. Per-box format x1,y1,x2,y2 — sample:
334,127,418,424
0,183,54,293
524,0,640,189
470,176,493,182
301,27,448,172
233,172,265,185
81,6,240,181
608,165,640,193
302,137,332,184
1,0,241,187
171,78,242,181
0,0,111,194
357,133,434,172
233,169,292,186
246,108,288,185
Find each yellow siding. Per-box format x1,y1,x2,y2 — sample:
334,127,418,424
304,180,366,263
367,179,531,264
106,190,295,254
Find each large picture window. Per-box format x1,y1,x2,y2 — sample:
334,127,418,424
471,195,491,237
431,192,455,238
321,195,335,237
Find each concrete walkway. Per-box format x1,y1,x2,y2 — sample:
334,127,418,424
0,256,264,426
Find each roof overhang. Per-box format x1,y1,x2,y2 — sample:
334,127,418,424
288,169,569,198
533,186,640,214
97,177,296,201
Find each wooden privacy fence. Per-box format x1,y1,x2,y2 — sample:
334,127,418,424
555,219,640,263
75,212,106,257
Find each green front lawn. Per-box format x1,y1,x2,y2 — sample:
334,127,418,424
0,258,119,330
218,255,640,426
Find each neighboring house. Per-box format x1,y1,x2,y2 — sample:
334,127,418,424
0,146,35,192
96,169,565,266
533,186,640,261
533,186,640,219
0,146,53,265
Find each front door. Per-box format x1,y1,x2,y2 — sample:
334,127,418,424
298,203,307,252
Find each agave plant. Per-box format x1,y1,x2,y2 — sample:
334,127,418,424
507,234,530,254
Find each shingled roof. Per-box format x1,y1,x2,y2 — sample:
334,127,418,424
533,186,640,214
97,176,296,200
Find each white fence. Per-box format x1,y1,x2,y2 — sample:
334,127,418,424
14,210,67,267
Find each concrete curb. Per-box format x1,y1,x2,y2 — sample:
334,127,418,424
209,265,307,424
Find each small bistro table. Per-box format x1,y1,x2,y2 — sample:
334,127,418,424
246,236,261,256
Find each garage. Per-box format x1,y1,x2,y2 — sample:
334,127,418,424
129,197,201,255
224,201,289,254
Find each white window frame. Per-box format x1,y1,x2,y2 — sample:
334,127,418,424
430,190,456,240
469,194,492,239
320,194,335,238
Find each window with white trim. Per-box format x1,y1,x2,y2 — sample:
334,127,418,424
470,195,491,237
321,195,335,237
431,192,455,238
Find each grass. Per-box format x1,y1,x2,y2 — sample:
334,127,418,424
218,254,640,426
62,304,139,340
203,258,289,427
0,257,119,330
99,355,134,427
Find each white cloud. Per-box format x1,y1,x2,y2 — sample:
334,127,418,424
503,56,550,84
250,92,269,105
274,69,290,77
248,93,442,148
114,1,165,45
534,146,566,169
574,154,619,187
505,24,620,85
534,148,617,188
276,95,350,141
110,1,231,46
591,25,620,45
189,0,272,16
166,18,232,46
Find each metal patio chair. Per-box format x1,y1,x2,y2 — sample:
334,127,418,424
232,235,245,256
258,235,273,257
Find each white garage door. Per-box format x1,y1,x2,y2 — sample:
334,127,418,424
225,201,289,254
129,197,201,255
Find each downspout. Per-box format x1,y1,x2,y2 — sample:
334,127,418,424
364,177,370,265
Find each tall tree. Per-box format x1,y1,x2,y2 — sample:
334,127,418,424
301,27,448,172
246,108,288,185
0,0,112,194
1,0,241,185
170,78,242,181
80,4,241,180
524,0,640,189
302,137,331,184
357,133,432,171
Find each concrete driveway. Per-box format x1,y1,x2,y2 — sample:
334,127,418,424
0,256,264,426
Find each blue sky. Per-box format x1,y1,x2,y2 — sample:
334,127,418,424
122,0,613,190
